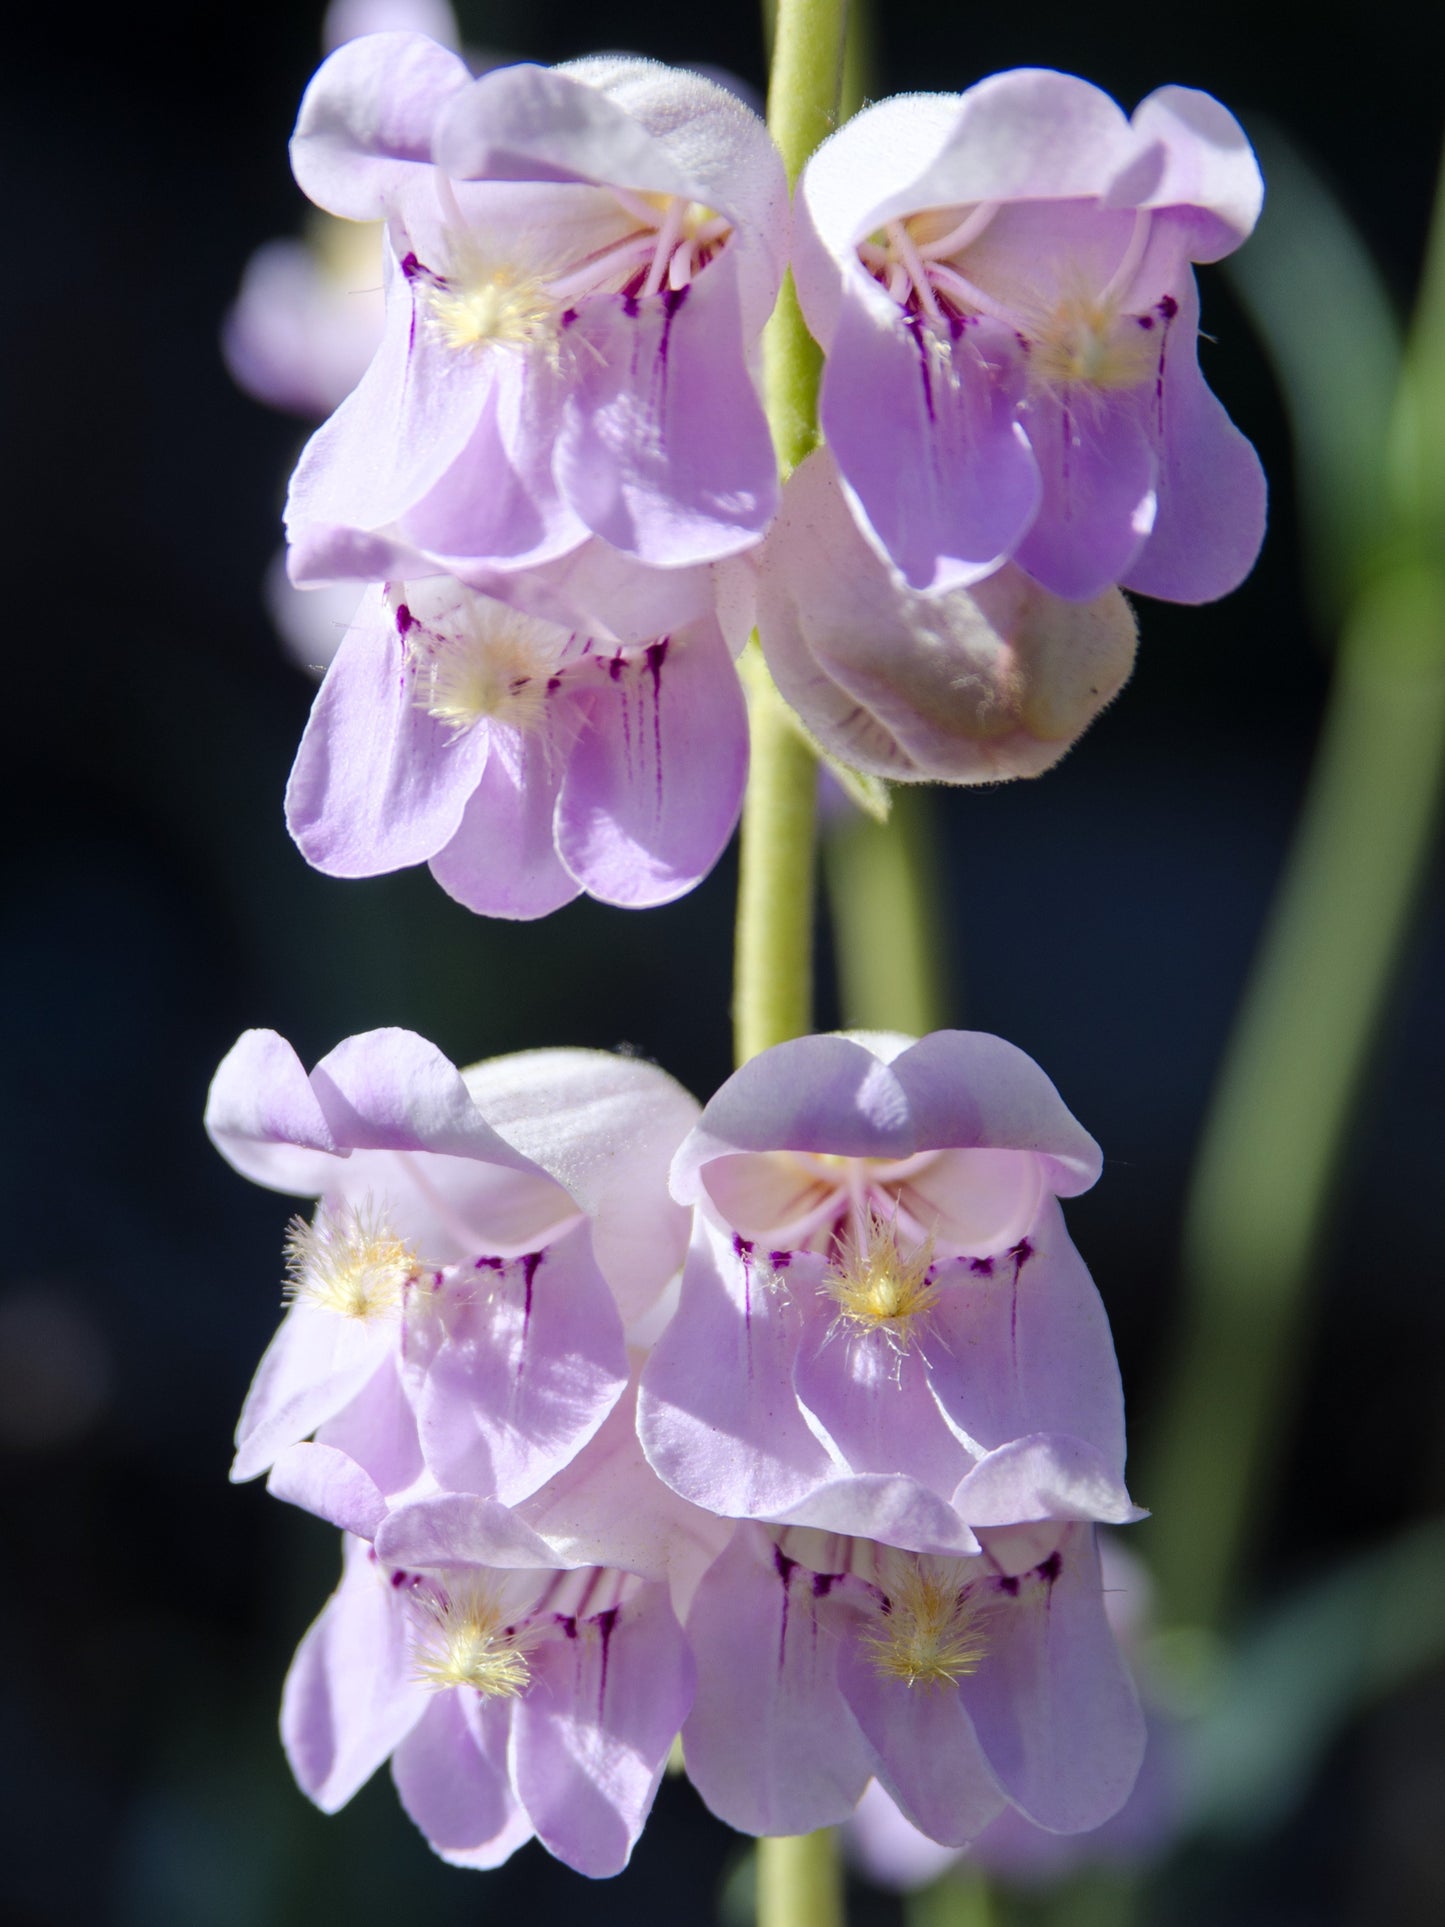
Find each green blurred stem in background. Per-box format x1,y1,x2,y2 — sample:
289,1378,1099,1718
1143,131,1445,1636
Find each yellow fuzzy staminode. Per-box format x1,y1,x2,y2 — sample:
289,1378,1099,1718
283,1200,418,1322
824,1207,938,1350
410,604,558,737
1030,292,1158,394
864,1563,990,1690
428,254,557,356
411,1579,534,1698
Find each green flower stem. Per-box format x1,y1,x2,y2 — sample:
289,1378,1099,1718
765,0,849,191
742,1,850,1922
825,787,951,1036
733,648,821,1066
732,0,849,1075
758,1830,846,1927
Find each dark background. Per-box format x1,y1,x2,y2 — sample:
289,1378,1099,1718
1,2,1441,1921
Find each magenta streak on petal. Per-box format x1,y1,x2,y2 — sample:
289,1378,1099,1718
770,1250,792,1269
1154,300,1176,435
595,1604,619,1712
969,1256,995,1277
519,1250,544,1352
734,1234,756,1352
645,639,668,811
1006,1236,1033,1359
772,1542,797,1669
395,602,414,635
911,320,937,427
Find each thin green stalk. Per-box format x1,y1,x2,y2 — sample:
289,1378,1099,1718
733,0,849,1073
825,786,952,1036
743,0,850,1919
758,1832,845,1927
734,647,822,1064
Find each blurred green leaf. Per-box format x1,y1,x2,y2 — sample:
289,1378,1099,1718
1226,125,1404,619
1189,1515,1445,1837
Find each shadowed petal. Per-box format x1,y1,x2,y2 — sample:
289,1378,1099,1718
512,1583,693,1875
281,1535,427,1812
428,729,580,919
838,1636,1007,1848
638,1218,834,1518
1121,273,1267,603
392,1693,533,1868
961,1526,1146,1832
285,591,488,875
822,301,1037,593
1013,390,1157,601
408,1224,628,1504
556,617,747,906
793,1294,971,1497
555,269,776,565
682,1525,873,1835
925,1199,1126,1474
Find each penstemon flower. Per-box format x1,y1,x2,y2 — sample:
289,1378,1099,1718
638,1029,1140,1549
682,1519,1144,1842
847,1539,1180,1889
758,449,1138,783
283,1414,720,1876
205,1028,697,1499
793,70,1266,601
284,574,748,917
284,38,787,594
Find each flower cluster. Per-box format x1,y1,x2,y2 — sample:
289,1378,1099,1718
251,37,1263,915
209,1024,1146,1874
211,27,1261,1890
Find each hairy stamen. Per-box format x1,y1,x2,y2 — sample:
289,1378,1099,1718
824,1206,938,1349
410,1577,535,1698
864,1563,989,1690
283,1200,420,1321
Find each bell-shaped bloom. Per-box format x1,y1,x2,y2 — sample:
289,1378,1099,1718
759,450,1137,783
284,38,787,593
682,1520,1144,1843
846,1537,1180,1887
283,1462,702,1876
205,1028,698,1500
284,575,748,917
638,1029,1139,1551
793,71,1265,601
